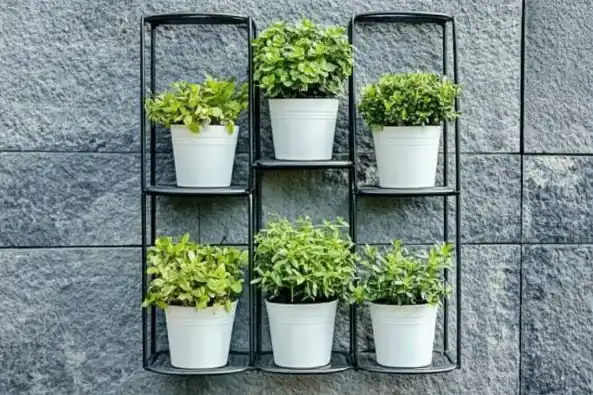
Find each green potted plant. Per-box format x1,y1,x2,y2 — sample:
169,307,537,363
145,76,248,187
356,241,453,368
252,216,357,368
253,19,352,161
143,234,247,369
358,72,461,188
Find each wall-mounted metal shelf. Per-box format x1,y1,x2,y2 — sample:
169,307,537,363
348,10,462,374
256,352,352,375
140,12,257,376
146,350,251,376
145,186,251,196
253,159,354,169
356,351,457,374
139,10,462,377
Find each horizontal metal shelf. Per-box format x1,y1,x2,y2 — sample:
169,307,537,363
353,11,453,25
145,185,249,197
144,13,250,26
256,351,352,374
356,351,457,374
145,350,250,376
356,186,458,197
254,160,353,170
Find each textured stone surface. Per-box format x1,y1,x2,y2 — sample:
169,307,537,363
0,246,520,394
0,0,256,153
0,248,184,395
522,245,593,394
524,0,593,153
0,0,520,154
450,154,522,243
0,153,140,247
352,0,522,153
523,156,593,243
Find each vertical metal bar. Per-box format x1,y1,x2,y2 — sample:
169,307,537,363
247,19,254,192
348,19,356,166
247,192,255,365
347,17,358,368
253,21,263,357
442,22,450,354
452,17,462,368
247,18,256,367
149,25,157,357
140,17,148,368
255,171,262,355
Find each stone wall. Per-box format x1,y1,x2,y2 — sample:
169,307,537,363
0,0,591,394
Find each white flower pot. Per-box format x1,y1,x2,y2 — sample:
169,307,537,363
266,299,338,368
165,301,237,369
373,126,442,188
269,99,339,160
370,303,438,368
170,124,238,187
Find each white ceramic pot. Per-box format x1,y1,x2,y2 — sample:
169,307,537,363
372,126,441,188
266,299,338,368
370,303,438,368
269,99,339,160
165,301,237,369
170,124,238,187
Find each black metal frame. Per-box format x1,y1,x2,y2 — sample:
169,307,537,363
349,11,462,374
140,13,257,375
140,10,462,377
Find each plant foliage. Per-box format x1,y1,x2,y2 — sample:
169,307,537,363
252,216,357,303
355,241,453,306
144,76,248,134
358,72,461,130
253,18,353,98
143,234,247,312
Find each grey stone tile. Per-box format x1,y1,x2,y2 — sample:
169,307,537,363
355,155,520,246
0,1,139,152
199,168,352,244
449,154,522,243
356,152,445,244
261,170,350,224
522,245,593,395
0,248,187,395
523,156,593,243
0,0,255,153
195,154,250,245
0,153,140,247
352,0,522,154
357,196,445,244
145,153,250,243
524,0,593,153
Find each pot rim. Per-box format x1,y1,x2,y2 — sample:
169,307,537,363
374,124,442,131
166,300,239,310
368,301,438,308
265,299,338,307
268,97,339,102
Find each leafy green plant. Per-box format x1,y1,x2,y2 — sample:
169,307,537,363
252,18,353,98
145,76,248,134
355,241,453,306
142,234,248,312
358,72,461,130
252,216,357,303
